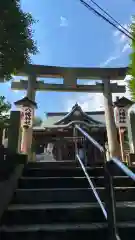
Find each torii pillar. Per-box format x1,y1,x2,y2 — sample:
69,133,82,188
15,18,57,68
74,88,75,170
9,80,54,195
26,73,36,160
103,78,120,158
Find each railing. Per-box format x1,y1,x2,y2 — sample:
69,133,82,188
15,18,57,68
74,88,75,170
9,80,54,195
111,157,135,181
74,124,120,240
106,157,135,240
76,153,107,219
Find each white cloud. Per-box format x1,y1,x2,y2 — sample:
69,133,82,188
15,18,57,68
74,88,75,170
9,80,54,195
66,76,131,112
113,30,120,37
60,16,68,27
119,34,126,43
101,22,131,67
113,24,130,40
101,55,119,67
118,24,130,44
67,93,104,112
122,43,130,53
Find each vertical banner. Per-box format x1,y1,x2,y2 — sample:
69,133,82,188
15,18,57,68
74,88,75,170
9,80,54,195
114,107,127,161
21,107,34,127
20,107,34,153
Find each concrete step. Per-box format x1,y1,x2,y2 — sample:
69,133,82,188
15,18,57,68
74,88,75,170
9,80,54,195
23,167,103,178
3,202,135,226
12,188,98,204
1,202,105,225
1,222,135,240
27,161,80,169
0,223,108,240
23,166,125,178
11,187,135,204
18,176,134,189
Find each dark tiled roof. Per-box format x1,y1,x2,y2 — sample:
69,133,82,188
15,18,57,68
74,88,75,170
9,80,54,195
114,97,134,107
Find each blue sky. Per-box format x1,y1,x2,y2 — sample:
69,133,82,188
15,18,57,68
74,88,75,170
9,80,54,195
1,0,134,117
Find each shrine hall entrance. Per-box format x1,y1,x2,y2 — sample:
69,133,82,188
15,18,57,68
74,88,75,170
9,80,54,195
33,103,107,165
35,132,106,165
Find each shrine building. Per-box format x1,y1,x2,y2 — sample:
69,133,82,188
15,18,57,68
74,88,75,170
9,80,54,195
33,103,107,165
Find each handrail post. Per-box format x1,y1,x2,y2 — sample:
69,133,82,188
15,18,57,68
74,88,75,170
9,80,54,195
73,126,78,161
84,137,87,166
104,160,121,240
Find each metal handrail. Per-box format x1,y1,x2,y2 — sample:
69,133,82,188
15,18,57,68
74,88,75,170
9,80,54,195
74,124,120,240
76,154,107,219
75,124,105,153
76,123,135,181
75,125,135,180
111,157,135,181
74,124,107,219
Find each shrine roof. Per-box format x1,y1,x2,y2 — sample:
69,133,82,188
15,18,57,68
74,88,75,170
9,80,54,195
33,104,105,130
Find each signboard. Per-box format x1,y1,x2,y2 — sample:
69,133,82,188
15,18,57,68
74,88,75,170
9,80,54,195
115,107,127,127
21,107,33,127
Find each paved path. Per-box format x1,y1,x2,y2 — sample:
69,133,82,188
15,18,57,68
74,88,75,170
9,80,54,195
36,152,56,162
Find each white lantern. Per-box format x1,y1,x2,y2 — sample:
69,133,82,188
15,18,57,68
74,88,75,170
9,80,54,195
14,96,37,128
115,107,127,127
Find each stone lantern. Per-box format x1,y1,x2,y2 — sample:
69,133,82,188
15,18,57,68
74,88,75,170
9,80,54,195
14,96,37,159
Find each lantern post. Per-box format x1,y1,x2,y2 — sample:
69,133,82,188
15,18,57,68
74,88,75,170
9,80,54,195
14,96,37,161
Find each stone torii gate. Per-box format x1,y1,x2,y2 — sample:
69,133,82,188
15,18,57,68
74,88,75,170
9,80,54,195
11,64,127,158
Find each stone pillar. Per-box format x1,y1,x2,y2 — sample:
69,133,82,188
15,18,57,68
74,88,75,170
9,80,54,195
8,111,21,153
26,74,36,161
103,78,120,158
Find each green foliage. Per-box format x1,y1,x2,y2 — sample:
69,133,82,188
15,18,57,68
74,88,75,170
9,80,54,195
33,116,42,127
129,16,135,101
0,96,11,126
0,1,38,80
128,78,135,101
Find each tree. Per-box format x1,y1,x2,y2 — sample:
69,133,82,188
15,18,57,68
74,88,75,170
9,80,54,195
0,1,38,80
33,116,42,127
129,16,135,101
0,96,11,127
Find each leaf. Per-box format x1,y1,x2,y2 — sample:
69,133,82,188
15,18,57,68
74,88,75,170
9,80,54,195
128,16,135,101
0,96,11,127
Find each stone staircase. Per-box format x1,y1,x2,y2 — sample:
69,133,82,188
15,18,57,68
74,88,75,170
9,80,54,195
1,161,135,239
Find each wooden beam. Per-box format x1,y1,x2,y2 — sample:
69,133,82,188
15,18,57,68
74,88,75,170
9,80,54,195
11,81,125,93
14,64,128,80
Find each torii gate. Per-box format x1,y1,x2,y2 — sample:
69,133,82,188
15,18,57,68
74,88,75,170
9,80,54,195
11,64,127,158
